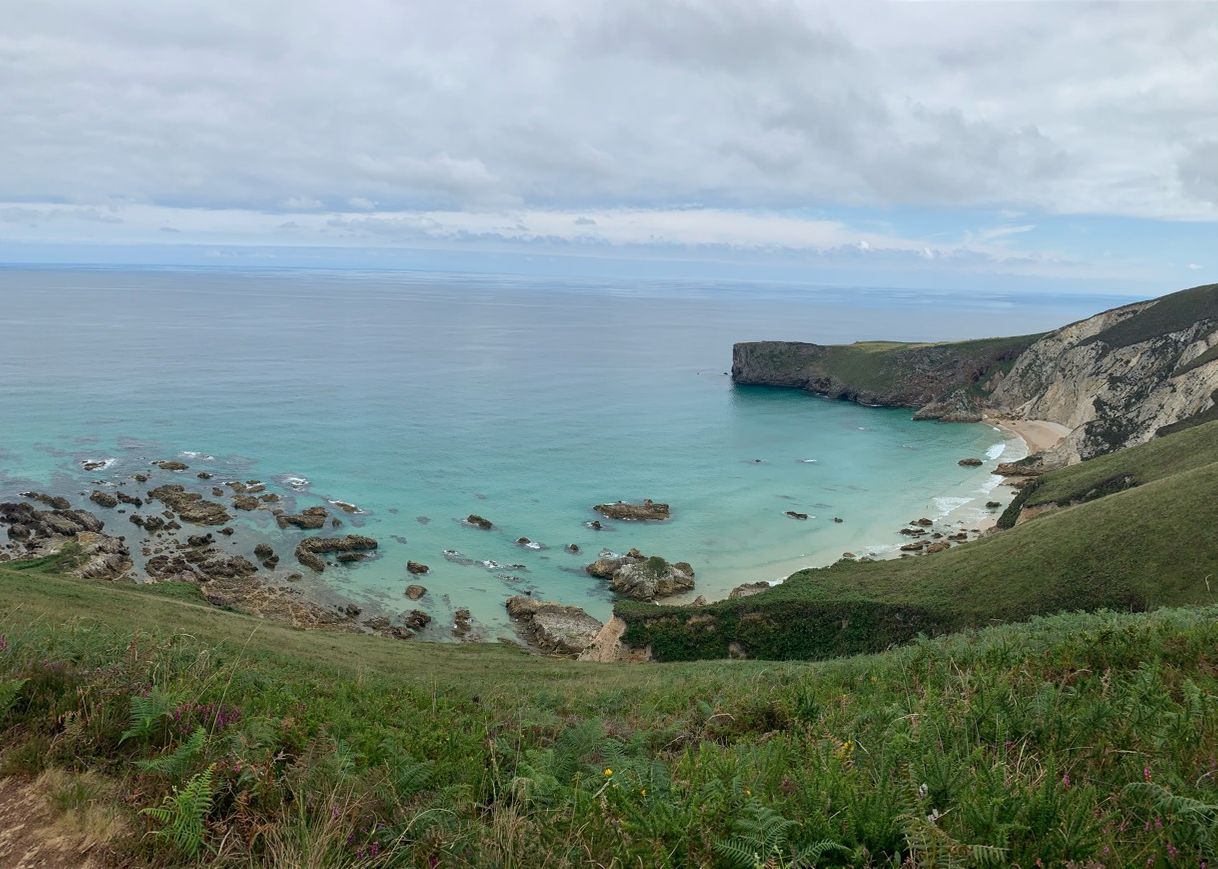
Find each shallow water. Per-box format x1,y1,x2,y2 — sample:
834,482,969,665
0,267,1116,634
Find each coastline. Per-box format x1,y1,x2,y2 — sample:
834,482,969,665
985,416,1071,454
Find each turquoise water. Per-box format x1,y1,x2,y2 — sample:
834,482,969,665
0,268,1110,636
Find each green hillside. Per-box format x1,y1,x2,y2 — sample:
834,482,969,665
4,559,1218,866
620,420,1218,662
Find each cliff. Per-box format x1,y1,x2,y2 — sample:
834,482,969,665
733,282,1218,464
731,334,1042,421
989,282,1218,464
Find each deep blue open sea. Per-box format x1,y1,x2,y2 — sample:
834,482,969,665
0,267,1124,635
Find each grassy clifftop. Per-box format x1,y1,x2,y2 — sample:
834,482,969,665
619,420,1218,662
730,333,1041,419
5,558,1218,865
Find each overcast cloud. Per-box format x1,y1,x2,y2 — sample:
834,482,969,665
2,0,1215,282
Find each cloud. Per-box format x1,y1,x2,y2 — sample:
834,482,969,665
1,0,1214,224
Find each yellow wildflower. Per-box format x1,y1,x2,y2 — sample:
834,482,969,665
603,767,613,777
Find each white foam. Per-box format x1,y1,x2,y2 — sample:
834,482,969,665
798,458,818,464
180,451,215,461
282,476,310,491
80,458,116,470
984,442,1006,461
521,541,543,550
933,496,972,516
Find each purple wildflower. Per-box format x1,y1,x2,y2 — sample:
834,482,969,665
1061,772,1071,790
1168,843,1179,860
370,843,380,858
1144,766,1153,782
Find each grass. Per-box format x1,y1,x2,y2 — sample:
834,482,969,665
5,556,1218,866
1080,283,1218,351
735,333,1043,402
620,421,1218,662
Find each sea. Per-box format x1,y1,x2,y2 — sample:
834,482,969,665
0,266,1127,636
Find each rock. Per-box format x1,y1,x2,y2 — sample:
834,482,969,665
404,609,431,630
211,487,225,497
133,473,149,483
565,543,580,554
332,501,359,513
608,556,695,601
690,595,707,605
925,541,951,554
505,595,603,656
364,616,392,631
833,517,844,523
842,552,857,559
156,461,189,471
275,506,329,529
784,510,808,520
405,584,427,600
452,608,472,637
995,461,1046,478
21,491,71,510
343,604,361,618
294,534,378,573
958,458,983,467
407,561,430,575
89,490,118,508
81,460,107,471
899,527,926,537
232,495,260,511
900,542,926,552
465,514,493,530
585,555,631,579
262,556,279,569
593,500,670,521
259,493,280,503
197,472,213,480
586,520,603,530
336,552,368,563
147,484,231,526
219,526,235,536
116,491,142,507
729,580,770,599
986,501,1002,509
913,517,933,527
254,543,274,559
187,533,214,547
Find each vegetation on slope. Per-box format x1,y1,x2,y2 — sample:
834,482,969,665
621,421,1218,662
731,333,1043,410
4,558,1218,866
1080,283,1218,351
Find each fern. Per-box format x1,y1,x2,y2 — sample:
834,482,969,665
1126,781,1218,849
141,764,215,858
137,726,207,779
0,678,26,720
714,800,800,868
120,687,180,743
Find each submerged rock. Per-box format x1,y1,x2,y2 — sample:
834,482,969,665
505,595,603,656
465,514,493,530
405,584,427,600
407,560,430,575
594,499,670,521
232,495,260,511
784,511,808,520
958,458,983,467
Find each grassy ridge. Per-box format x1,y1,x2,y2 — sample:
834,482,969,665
733,333,1042,404
1081,283,1218,351
620,422,1218,662
4,560,1218,865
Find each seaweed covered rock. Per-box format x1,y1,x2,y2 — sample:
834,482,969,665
594,500,670,521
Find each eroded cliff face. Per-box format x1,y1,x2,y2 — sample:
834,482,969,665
990,284,1218,464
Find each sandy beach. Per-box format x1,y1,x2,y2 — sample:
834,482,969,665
986,417,1072,454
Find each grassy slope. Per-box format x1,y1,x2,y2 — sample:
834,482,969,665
738,334,1042,399
5,560,1218,866
620,421,1218,662
1081,283,1218,350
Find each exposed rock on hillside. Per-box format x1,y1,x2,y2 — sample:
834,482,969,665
989,283,1218,463
505,595,603,656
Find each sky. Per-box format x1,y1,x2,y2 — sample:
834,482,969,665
2,0,1215,293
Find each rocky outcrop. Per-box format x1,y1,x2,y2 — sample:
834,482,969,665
89,490,118,508
147,485,231,526
505,595,603,656
594,500,670,521
465,514,493,530
729,580,771,599
989,284,1218,464
406,561,429,575
275,506,329,529
0,502,130,580
607,557,695,601
405,584,427,600
21,491,71,510
294,534,378,573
